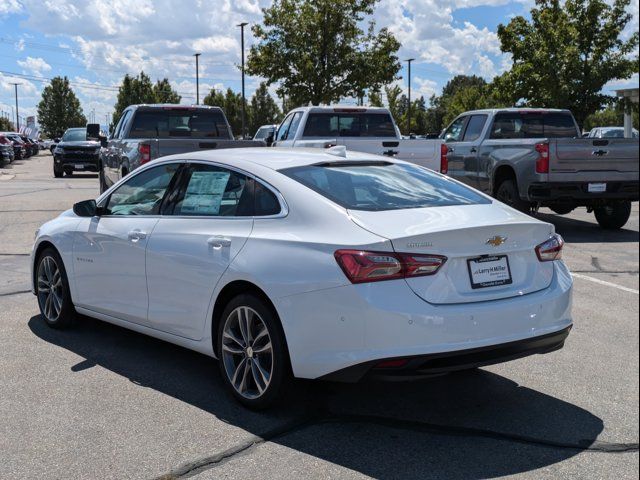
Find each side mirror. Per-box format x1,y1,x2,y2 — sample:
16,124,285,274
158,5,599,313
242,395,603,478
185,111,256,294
73,199,101,217
99,135,108,148
54,138,60,143
86,123,100,141
265,132,275,147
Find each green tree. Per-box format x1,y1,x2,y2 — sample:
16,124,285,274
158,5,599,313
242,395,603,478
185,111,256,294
0,117,13,131
443,83,506,124
249,82,281,136
203,88,248,137
111,72,156,130
497,0,639,127
153,78,181,104
368,88,383,107
247,0,401,106
36,76,87,139
384,85,403,122
584,103,639,130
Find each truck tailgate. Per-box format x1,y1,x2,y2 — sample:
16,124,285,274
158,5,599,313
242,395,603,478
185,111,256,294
550,138,639,180
337,138,441,171
155,139,262,158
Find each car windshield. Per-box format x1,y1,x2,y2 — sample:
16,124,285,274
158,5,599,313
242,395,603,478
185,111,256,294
281,162,491,211
62,129,87,142
128,109,230,138
254,127,273,140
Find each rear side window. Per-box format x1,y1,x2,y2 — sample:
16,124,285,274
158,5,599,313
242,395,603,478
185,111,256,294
254,181,281,216
463,115,488,141
128,110,230,139
303,113,396,137
490,112,577,139
281,162,490,211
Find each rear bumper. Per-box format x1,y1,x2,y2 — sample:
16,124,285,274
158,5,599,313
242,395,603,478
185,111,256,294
321,326,571,382
528,181,639,204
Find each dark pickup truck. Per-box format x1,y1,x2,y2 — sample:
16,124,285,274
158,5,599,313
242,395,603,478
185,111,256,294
52,128,101,177
99,104,260,192
441,108,639,229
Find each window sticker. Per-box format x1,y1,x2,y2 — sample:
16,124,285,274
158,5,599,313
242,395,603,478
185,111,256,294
181,171,231,215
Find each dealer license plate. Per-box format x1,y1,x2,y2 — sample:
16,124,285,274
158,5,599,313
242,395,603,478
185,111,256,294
467,255,513,289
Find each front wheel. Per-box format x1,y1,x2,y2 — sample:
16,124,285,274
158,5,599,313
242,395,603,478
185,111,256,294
36,248,76,328
594,201,632,230
217,294,290,409
53,166,63,178
496,179,532,214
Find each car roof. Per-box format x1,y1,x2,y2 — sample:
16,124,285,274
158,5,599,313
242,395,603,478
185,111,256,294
164,147,390,171
461,107,572,115
289,105,390,114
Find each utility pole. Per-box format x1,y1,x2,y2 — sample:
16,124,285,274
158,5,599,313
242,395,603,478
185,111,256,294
194,53,201,105
405,59,414,136
10,83,20,132
237,22,248,139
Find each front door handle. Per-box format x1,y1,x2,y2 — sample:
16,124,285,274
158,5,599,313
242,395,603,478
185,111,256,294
207,236,232,249
448,147,455,153
128,230,147,242
470,147,477,153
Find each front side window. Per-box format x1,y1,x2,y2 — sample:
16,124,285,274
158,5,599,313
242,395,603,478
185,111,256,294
173,165,252,216
281,162,490,211
443,116,468,142
276,114,295,142
106,163,180,215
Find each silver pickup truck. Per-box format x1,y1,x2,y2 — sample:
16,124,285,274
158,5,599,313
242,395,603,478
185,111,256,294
442,108,639,229
99,104,260,192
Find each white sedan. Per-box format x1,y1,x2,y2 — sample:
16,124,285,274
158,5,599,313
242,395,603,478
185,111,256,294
31,147,573,408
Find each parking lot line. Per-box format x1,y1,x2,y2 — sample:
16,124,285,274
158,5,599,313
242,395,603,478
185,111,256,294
572,272,639,295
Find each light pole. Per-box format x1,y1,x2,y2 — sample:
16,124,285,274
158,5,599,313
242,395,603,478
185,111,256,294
10,83,20,132
404,59,415,135
194,53,201,105
237,22,248,139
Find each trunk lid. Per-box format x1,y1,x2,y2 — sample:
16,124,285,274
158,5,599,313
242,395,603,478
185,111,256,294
348,203,556,304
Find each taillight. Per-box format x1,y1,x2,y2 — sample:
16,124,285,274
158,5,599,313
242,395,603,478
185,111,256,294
440,143,449,174
138,143,151,164
535,234,564,262
334,250,447,284
535,143,549,174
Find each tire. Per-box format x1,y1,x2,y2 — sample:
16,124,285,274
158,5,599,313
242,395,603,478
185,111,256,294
53,167,63,178
496,179,532,214
99,164,108,193
594,201,632,230
65,171,73,177
550,205,575,215
35,248,76,329
217,294,290,409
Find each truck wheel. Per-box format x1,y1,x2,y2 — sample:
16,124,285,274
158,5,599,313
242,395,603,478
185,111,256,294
65,171,73,177
594,201,632,230
53,166,63,178
496,179,531,214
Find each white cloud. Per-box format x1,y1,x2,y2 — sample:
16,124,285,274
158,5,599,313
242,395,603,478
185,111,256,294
0,0,23,16
17,56,52,76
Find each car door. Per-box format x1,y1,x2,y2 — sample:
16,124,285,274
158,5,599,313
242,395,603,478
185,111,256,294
273,112,303,147
145,162,258,339
459,114,488,191
72,162,182,323
442,116,469,183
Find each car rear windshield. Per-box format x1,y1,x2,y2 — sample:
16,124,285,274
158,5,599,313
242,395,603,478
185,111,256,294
303,113,396,137
129,109,230,139
489,112,578,139
280,162,490,211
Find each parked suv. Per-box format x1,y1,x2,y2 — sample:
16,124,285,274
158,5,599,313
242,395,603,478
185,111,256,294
0,134,16,166
52,127,101,178
441,108,639,229
0,132,27,160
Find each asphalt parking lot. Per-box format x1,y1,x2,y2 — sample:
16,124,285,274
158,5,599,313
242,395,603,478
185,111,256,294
1,153,638,479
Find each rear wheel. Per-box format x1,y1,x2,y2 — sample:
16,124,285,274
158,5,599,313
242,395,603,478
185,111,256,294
496,179,531,214
594,201,632,230
36,248,76,329
217,294,290,409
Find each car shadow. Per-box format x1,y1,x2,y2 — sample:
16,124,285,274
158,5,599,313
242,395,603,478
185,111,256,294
28,314,604,479
61,174,99,179
534,211,639,244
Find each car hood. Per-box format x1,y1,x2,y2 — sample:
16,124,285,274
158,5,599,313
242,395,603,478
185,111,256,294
57,141,100,148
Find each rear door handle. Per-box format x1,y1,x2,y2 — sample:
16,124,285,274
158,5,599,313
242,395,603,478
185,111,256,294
207,236,232,249
128,230,147,242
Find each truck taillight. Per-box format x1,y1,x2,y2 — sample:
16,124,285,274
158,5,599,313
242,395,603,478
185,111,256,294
440,143,449,174
535,234,564,262
535,143,549,174
334,250,447,284
138,144,151,165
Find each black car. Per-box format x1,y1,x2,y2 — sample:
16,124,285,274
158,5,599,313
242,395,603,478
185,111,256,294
0,134,15,166
22,136,39,156
52,128,100,178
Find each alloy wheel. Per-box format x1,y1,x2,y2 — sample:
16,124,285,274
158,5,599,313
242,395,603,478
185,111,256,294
221,306,273,399
37,256,63,322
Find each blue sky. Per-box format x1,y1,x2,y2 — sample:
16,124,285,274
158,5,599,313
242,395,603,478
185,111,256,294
0,0,638,128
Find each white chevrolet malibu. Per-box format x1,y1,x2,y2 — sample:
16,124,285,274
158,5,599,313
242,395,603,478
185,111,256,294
32,147,572,408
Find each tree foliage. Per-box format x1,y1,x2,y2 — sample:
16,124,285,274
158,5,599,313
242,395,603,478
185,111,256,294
36,76,87,139
584,103,639,130
203,87,248,137
247,0,401,106
249,82,281,136
0,117,13,131
497,0,639,127
111,72,180,130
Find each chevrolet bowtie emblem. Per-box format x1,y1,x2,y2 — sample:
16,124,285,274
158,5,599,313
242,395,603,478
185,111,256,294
486,235,507,247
